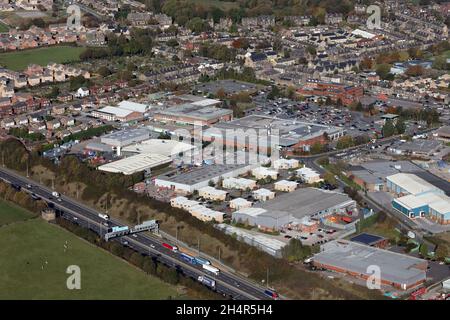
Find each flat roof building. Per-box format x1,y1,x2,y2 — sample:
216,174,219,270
155,164,255,194
101,128,150,155
312,240,427,290
98,153,171,175
204,115,345,153
122,139,197,158
232,188,356,231
215,223,287,257
154,102,233,126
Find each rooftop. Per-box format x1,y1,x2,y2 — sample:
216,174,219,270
387,173,440,195
98,153,171,175
157,164,250,186
254,187,353,220
156,103,232,122
122,139,196,157
313,240,427,286
101,128,149,143
207,115,342,146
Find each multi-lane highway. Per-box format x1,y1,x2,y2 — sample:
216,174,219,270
0,167,273,300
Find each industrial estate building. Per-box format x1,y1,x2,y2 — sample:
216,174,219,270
101,128,150,155
121,138,197,158
203,115,345,153
387,173,450,224
312,240,428,290
232,188,356,231
170,196,225,222
215,223,287,257
154,98,232,126
155,164,255,194
98,153,171,175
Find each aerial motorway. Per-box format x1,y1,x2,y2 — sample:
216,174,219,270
0,167,279,301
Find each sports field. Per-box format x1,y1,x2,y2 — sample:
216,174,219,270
0,209,179,299
0,46,85,71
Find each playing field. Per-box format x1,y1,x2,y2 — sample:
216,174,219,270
0,46,85,71
0,200,37,226
0,216,179,299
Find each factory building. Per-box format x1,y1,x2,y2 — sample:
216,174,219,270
204,115,345,154
101,129,150,155
388,173,450,224
154,99,232,126
312,240,428,290
98,153,171,175
155,164,255,194
232,188,356,231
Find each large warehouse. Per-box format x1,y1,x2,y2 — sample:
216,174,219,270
232,188,356,231
388,173,450,224
154,101,233,126
204,115,345,154
101,128,150,155
98,153,171,175
154,164,255,194
312,240,428,290
122,139,197,158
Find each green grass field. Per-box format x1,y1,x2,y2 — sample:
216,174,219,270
0,217,179,299
0,199,37,226
0,46,85,71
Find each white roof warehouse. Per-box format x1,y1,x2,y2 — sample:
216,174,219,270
98,153,171,175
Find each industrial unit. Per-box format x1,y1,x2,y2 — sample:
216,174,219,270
98,153,171,175
203,115,345,154
232,188,356,231
101,128,150,155
155,164,255,194
388,173,450,224
154,99,232,126
312,240,428,290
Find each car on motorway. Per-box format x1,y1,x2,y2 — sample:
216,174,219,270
26,184,32,189
150,244,155,249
